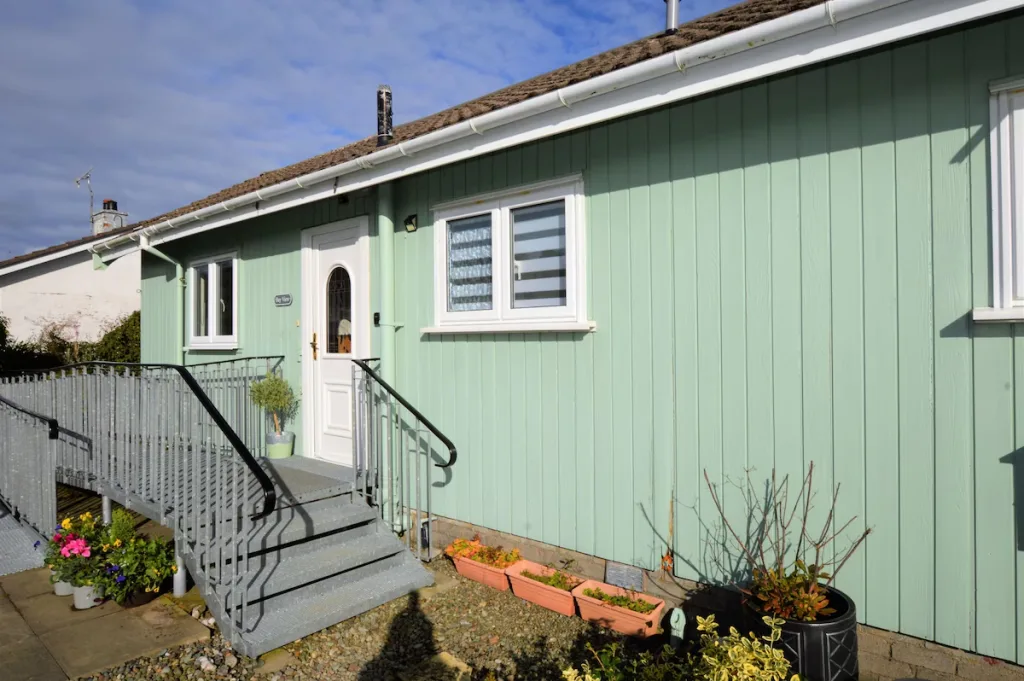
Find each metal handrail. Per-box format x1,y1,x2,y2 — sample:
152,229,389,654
0,394,58,440
1,361,277,519
183,355,285,368
351,359,457,468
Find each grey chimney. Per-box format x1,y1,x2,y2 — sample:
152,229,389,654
377,85,393,146
664,0,679,32
92,198,127,236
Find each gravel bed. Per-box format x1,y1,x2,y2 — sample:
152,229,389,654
80,559,631,681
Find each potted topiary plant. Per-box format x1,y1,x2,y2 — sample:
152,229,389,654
705,462,870,681
250,371,298,459
444,536,521,591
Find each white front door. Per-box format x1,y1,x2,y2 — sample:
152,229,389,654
301,217,369,467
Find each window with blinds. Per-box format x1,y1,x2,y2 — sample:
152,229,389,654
430,177,589,332
447,214,493,312
511,200,567,309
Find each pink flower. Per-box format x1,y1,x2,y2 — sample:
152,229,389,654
53,534,62,542
61,538,91,557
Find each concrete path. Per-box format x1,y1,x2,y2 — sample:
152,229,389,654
0,505,44,577
0,568,210,680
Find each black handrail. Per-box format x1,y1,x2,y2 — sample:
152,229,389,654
0,394,58,440
0,361,276,519
184,355,286,368
352,359,457,468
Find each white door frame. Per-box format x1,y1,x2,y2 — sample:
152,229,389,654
300,216,370,462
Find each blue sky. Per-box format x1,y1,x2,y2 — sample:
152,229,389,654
0,0,731,258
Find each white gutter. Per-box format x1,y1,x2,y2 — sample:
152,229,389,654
91,0,1021,256
0,241,101,277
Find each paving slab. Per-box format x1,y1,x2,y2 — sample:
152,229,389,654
1,566,57,602
16,589,122,634
0,636,67,681
0,592,35,649
39,596,209,679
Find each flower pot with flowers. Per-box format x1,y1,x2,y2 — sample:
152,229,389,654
50,512,105,609
705,462,871,681
39,528,73,596
444,536,521,591
98,509,176,606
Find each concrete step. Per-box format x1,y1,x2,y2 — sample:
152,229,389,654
236,552,434,656
204,493,377,551
242,529,406,602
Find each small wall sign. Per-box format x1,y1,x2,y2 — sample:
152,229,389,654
605,561,644,592
274,294,293,307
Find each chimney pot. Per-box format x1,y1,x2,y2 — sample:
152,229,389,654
664,0,679,32
377,85,394,147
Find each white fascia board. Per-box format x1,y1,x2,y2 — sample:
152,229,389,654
92,0,1024,253
0,241,98,277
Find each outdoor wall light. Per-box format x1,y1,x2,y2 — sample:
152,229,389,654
404,214,418,233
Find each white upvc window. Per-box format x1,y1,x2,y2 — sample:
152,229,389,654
426,176,592,333
978,78,1024,321
188,252,238,349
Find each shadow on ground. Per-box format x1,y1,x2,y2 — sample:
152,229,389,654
352,583,724,681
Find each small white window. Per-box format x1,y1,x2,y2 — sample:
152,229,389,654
979,79,1024,321
189,253,238,348
427,177,591,333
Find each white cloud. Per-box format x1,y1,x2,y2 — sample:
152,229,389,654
0,0,730,257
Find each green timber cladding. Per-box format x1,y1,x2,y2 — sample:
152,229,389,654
141,12,1024,663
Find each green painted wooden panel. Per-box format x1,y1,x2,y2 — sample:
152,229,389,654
859,50,900,633
140,256,179,364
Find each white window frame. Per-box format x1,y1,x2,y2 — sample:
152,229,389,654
425,176,592,334
977,78,1024,322
187,252,239,349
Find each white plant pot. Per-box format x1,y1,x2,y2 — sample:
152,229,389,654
50,570,73,596
72,584,104,610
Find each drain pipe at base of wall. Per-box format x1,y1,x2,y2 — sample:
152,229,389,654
137,236,189,597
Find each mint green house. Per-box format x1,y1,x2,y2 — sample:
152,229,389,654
90,0,1024,665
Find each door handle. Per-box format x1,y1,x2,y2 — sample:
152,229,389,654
310,332,318,361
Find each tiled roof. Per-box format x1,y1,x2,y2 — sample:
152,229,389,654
8,0,821,269
0,226,134,272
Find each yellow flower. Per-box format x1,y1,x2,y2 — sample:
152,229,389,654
153,588,160,594
60,518,72,530
171,566,178,573
113,539,121,548
102,544,110,551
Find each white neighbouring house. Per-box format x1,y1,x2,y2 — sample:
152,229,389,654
0,199,140,343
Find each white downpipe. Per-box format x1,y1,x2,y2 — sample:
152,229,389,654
92,0,992,255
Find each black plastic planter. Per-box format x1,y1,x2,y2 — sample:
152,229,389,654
743,587,859,681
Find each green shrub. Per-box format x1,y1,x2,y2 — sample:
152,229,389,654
561,642,686,681
688,614,798,681
582,587,657,614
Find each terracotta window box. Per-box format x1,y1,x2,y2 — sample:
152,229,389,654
571,579,665,638
452,555,516,591
506,560,582,616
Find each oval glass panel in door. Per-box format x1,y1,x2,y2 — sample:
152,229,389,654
326,266,352,354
